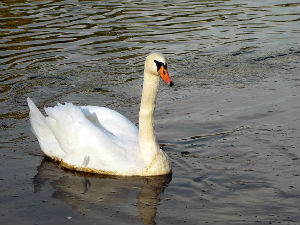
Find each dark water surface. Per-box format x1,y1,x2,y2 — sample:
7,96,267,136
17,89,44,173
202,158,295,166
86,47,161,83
0,0,299,224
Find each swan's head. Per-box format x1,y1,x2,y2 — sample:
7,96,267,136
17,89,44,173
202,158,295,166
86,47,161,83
145,53,174,87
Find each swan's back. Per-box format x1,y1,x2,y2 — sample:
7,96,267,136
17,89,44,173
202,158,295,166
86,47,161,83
27,98,144,175
80,106,138,142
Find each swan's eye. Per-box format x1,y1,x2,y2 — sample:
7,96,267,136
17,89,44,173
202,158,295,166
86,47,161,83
154,60,163,72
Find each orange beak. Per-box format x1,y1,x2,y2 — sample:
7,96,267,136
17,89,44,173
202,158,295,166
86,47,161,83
158,66,174,87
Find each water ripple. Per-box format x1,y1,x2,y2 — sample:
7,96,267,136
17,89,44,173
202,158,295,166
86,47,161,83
0,0,299,71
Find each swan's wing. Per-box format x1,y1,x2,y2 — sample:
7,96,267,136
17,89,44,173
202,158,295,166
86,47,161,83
80,106,138,142
43,102,142,173
28,98,143,174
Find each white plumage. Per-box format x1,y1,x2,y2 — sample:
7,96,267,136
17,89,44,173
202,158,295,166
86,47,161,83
28,53,173,176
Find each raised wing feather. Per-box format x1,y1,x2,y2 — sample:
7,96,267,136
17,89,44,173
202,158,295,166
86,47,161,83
80,106,138,142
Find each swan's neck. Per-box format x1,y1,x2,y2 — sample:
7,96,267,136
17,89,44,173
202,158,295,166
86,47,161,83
139,71,160,167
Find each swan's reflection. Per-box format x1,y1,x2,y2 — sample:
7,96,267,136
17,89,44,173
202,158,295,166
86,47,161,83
33,158,171,225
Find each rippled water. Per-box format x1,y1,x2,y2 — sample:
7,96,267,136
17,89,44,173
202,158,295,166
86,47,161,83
0,0,299,224
1,0,299,70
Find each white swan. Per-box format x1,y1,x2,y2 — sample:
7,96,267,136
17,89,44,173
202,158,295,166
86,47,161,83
27,53,174,176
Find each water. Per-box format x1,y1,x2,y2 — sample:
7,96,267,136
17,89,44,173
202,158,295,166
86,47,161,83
0,0,299,224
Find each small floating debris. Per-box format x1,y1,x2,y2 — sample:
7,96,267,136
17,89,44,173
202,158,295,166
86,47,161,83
181,151,190,155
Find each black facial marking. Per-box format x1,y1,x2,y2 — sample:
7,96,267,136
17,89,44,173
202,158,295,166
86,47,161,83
154,60,163,71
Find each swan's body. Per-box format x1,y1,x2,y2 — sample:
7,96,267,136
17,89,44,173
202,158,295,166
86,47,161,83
28,53,173,176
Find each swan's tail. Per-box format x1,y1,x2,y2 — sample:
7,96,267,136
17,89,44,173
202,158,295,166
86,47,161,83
27,98,46,131
27,97,63,159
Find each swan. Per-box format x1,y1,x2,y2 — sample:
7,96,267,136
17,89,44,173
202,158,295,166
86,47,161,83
27,53,174,176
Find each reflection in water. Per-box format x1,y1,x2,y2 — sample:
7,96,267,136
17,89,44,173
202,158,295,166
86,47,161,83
33,158,171,225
